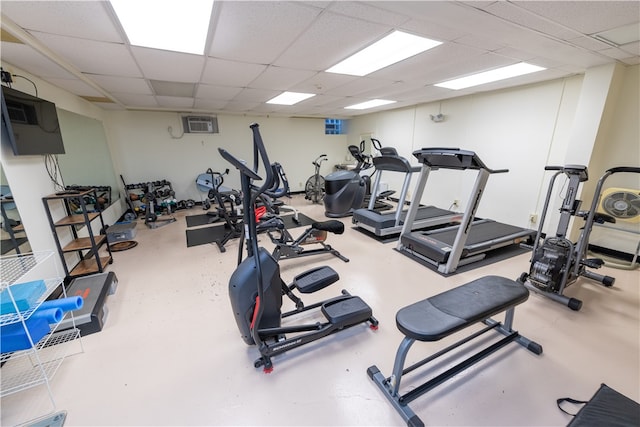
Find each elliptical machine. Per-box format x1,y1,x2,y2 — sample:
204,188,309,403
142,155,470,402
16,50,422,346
323,142,373,218
219,123,378,373
519,165,639,310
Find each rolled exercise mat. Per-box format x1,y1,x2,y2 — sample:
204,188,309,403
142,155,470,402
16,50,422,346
0,317,50,353
39,296,84,313
31,307,63,324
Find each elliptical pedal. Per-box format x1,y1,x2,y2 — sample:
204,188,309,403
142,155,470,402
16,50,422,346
293,266,339,294
322,296,374,327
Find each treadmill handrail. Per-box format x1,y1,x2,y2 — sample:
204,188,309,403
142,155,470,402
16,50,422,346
413,147,508,174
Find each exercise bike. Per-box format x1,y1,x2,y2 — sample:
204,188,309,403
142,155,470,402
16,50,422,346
304,154,327,203
219,123,378,373
258,161,349,263
519,165,639,310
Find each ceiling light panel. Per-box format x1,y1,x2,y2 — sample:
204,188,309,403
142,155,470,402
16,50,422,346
435,62,546,90
345,99,396,110
267,92,316,105
110,0,213,55
327,30,442,76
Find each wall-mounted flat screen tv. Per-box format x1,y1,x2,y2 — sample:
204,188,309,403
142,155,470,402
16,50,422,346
1,85,65,155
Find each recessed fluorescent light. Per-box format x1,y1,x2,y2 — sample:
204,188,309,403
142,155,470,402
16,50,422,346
435,62,546,90
266,92,316,105
110,0,213,55
327,31,442,76
345,99,396,110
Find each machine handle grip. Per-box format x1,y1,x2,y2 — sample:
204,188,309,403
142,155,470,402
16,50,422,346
491,168,509,174
606,166,640,174
218,148,262,181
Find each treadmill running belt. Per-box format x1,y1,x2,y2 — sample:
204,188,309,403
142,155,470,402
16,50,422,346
355,205,454,229
402,220,535,264
428,221,532,247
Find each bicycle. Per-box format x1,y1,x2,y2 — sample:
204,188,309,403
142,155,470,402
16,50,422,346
304,154,327,203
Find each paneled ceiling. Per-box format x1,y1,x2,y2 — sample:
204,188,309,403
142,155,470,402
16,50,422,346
1,1,638,118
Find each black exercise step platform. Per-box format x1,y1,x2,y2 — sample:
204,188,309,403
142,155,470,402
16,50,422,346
58,271,118,336
368,275,542,427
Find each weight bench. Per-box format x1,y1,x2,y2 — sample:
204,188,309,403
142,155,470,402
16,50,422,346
368,275,543,427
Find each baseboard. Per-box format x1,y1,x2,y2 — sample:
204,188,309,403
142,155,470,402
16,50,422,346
588,244,639,264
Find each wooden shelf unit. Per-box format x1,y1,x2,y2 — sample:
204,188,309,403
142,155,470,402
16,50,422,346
42,189,113,281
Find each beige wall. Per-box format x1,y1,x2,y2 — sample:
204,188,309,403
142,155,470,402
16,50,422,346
2,63,638,256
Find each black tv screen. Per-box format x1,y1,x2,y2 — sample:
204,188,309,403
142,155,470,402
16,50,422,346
1,86,65,155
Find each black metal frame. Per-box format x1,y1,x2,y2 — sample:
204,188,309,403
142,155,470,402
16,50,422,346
368,305,541,427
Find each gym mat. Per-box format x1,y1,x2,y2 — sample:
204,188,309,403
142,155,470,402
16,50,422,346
1,238,28,255
395,243,532,277
185,213,317,248
185,213,221,227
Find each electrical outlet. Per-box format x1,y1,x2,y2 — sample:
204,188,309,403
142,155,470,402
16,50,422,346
529,213,538,224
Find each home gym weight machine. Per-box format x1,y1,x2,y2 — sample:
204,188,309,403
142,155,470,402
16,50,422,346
519,165,640,310
219,123,378,373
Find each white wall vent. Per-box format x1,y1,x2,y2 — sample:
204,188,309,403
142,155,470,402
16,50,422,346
182,116,219,134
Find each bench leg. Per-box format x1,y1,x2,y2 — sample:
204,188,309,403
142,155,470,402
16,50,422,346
485,308,543,355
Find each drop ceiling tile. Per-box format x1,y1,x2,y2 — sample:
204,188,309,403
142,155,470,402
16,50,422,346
209,1,321,64
88,75,152,95
196,84,243,100
481,1,580,40
111,93,158,107
0,42,76,79
131,47,205,82
1,1,123,42
193,98,229,111
290,72,358,94
201,58,267,87
325,77,395,97
44,78,104,97
232,87,280,103
370,42,485,83
221,100,262,112
327,1,409,27
155,96,195,109
32,31,141,76
274,10,389,70
515,1,640,34
248,66,318,91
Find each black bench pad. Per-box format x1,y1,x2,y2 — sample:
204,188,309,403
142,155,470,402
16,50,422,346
396,275,529,341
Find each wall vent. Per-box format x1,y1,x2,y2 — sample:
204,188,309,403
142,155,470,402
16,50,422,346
182,116,219,134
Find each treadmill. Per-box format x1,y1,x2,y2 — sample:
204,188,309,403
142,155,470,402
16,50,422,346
397,148,535,274
352,150,460,237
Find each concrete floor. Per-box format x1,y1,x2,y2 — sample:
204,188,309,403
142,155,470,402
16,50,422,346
2,194,639,426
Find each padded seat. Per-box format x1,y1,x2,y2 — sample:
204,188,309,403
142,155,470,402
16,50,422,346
396,275,529,341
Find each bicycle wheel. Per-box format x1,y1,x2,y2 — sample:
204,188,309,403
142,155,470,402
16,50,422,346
305,176,325,203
